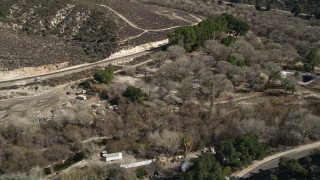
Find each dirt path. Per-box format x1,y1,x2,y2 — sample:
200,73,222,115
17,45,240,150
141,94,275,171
99,4,146,31
100,4,201,32
213,93,262,105
82,136,112,143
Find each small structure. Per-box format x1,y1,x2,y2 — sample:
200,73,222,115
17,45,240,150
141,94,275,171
76,90,87,95
92,104,101,108
35,76,42,82
201,146,216,154
109,105,118,111
101,152,122,162
180,162,190,172
280,70,295,78
76,95,87,100
34,117,50,123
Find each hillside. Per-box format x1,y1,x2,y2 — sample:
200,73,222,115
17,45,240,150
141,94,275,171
227,0,320,16
0,0,200,71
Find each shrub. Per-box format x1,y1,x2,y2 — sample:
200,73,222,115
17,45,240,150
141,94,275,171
227,54,246,66
221,36,236,46
122,86,145,104
255,3,262,11
0,10,5,17
304,48,320,72
136,168,147,178
227,55,237,65
94,68,114,84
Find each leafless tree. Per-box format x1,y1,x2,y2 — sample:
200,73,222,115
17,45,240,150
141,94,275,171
167,45,186,60
205,40,231,66
177,77,195,104
148,129,181,155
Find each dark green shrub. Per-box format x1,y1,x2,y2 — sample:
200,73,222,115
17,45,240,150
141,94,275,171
221,36,236,46
227,55,237,65
136,168,147,178
123,86,145,104
93,68,114,84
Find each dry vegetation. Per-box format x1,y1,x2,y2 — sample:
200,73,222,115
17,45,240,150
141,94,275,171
0,27,86,70
0,0,320,179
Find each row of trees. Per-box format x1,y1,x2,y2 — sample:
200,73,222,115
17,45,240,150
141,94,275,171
168,13,249,52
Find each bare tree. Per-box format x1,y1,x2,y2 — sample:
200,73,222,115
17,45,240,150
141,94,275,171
205,40,231,66
148,129,181,155
177,77,195,104
167,45,186,60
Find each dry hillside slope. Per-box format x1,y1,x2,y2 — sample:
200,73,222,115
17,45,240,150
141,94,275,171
0,0,200,71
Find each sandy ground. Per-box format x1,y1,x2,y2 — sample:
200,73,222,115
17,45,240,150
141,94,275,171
0,83,100,128
0,62,69,81
113,75,142,85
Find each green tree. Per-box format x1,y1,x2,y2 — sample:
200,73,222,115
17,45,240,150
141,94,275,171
182,136,192,156
222,14,249,36
227,54,238,65
315,9,320,19
291,4,302,17
216,134,268,169
266,3,272,11
255,3,262,10
0,10,5,17
136,168,147,179
221,36,236,46
122,86,145,104
168,14,233,52
282,78,296,94
94,68,114,84
278,157,307,178
180,153,225,180
304,48,320,72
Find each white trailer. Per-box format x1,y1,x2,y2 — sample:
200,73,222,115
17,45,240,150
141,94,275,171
76,95,87,100
102,152,122,162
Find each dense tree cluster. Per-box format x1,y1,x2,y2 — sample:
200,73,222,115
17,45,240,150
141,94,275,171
216,134,268,169
179,135,267,179
168,14,249,52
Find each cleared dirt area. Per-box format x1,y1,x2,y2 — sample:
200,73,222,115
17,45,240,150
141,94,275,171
0,83,99,128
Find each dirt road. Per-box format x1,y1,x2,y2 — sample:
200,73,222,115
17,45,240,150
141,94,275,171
232,141,320,178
